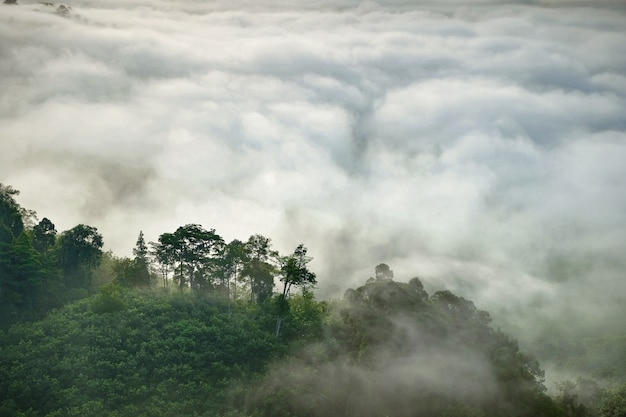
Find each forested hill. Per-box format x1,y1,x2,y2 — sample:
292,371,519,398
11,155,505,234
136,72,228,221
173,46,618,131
0,279,550,417
2,278,623,417
2,182,625,417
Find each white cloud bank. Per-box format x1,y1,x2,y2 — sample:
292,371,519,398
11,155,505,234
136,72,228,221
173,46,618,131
1,0,625,341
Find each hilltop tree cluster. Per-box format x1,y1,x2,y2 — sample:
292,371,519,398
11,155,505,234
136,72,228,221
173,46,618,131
0,183,315,327
1,184,105,322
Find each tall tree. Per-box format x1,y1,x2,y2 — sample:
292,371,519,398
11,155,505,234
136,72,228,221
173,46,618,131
133,230,149,261
31,218,57,254
216,239,248,303
56,224,103,290
0,233,45,319
0,184,45,320
131,231,151,288
0,183,25,245
153,225,223,291
151,232,177,288
375,263,394,281
175,224,224,292
279,244,317,298
242,234,277,303
114,232,152,289
29,218,62,312
276,244,317,337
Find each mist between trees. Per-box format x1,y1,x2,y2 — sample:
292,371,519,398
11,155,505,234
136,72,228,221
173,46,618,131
1,182,625,417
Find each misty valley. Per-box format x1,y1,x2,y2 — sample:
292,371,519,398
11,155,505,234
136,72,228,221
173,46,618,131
1,183,625,417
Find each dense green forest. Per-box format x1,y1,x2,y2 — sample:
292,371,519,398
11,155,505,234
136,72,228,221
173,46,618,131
1,182,625,417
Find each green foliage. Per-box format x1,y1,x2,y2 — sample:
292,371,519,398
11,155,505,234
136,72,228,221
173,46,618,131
599,383,626,417
0,214,61,323
153,224,224,292
56,224,103,290
242,234,278,303
31,218,57,254
0,233,45,314
112,255,152,289
563,335,626,383
284,291,326,342
374,262,394,281
130,231,152,288
0,184,33,321
554,378,603,417
279,244,316,298
273,244,317,338
246,278,558,417
0,290,289,417
0,272,572,417
92,284,127,314
0,183,25,244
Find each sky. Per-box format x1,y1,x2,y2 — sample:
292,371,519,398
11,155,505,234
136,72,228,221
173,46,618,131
1,0,625,344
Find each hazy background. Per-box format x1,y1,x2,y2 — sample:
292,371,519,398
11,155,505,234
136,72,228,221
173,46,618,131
1,0,625,351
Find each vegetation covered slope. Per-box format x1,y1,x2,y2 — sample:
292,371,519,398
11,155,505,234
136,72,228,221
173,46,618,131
2,272,626,416
0,289,307,417
246,278,557,417
0,278,552,417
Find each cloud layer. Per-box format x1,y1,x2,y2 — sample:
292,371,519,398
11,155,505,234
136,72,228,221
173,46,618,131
1,0,625,343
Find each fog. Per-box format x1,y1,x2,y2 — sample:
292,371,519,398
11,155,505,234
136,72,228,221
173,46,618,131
252,334,499,416
1,0,625,349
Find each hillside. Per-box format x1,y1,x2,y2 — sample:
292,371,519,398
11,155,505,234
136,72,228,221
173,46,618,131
2,279,562,417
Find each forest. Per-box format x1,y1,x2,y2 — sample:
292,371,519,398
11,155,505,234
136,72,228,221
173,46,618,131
1,182,625,417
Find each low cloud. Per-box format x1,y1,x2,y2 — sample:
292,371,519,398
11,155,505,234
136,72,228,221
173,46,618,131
247,312,500,417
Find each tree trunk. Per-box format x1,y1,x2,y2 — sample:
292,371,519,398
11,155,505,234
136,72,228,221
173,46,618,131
275,316,282,338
